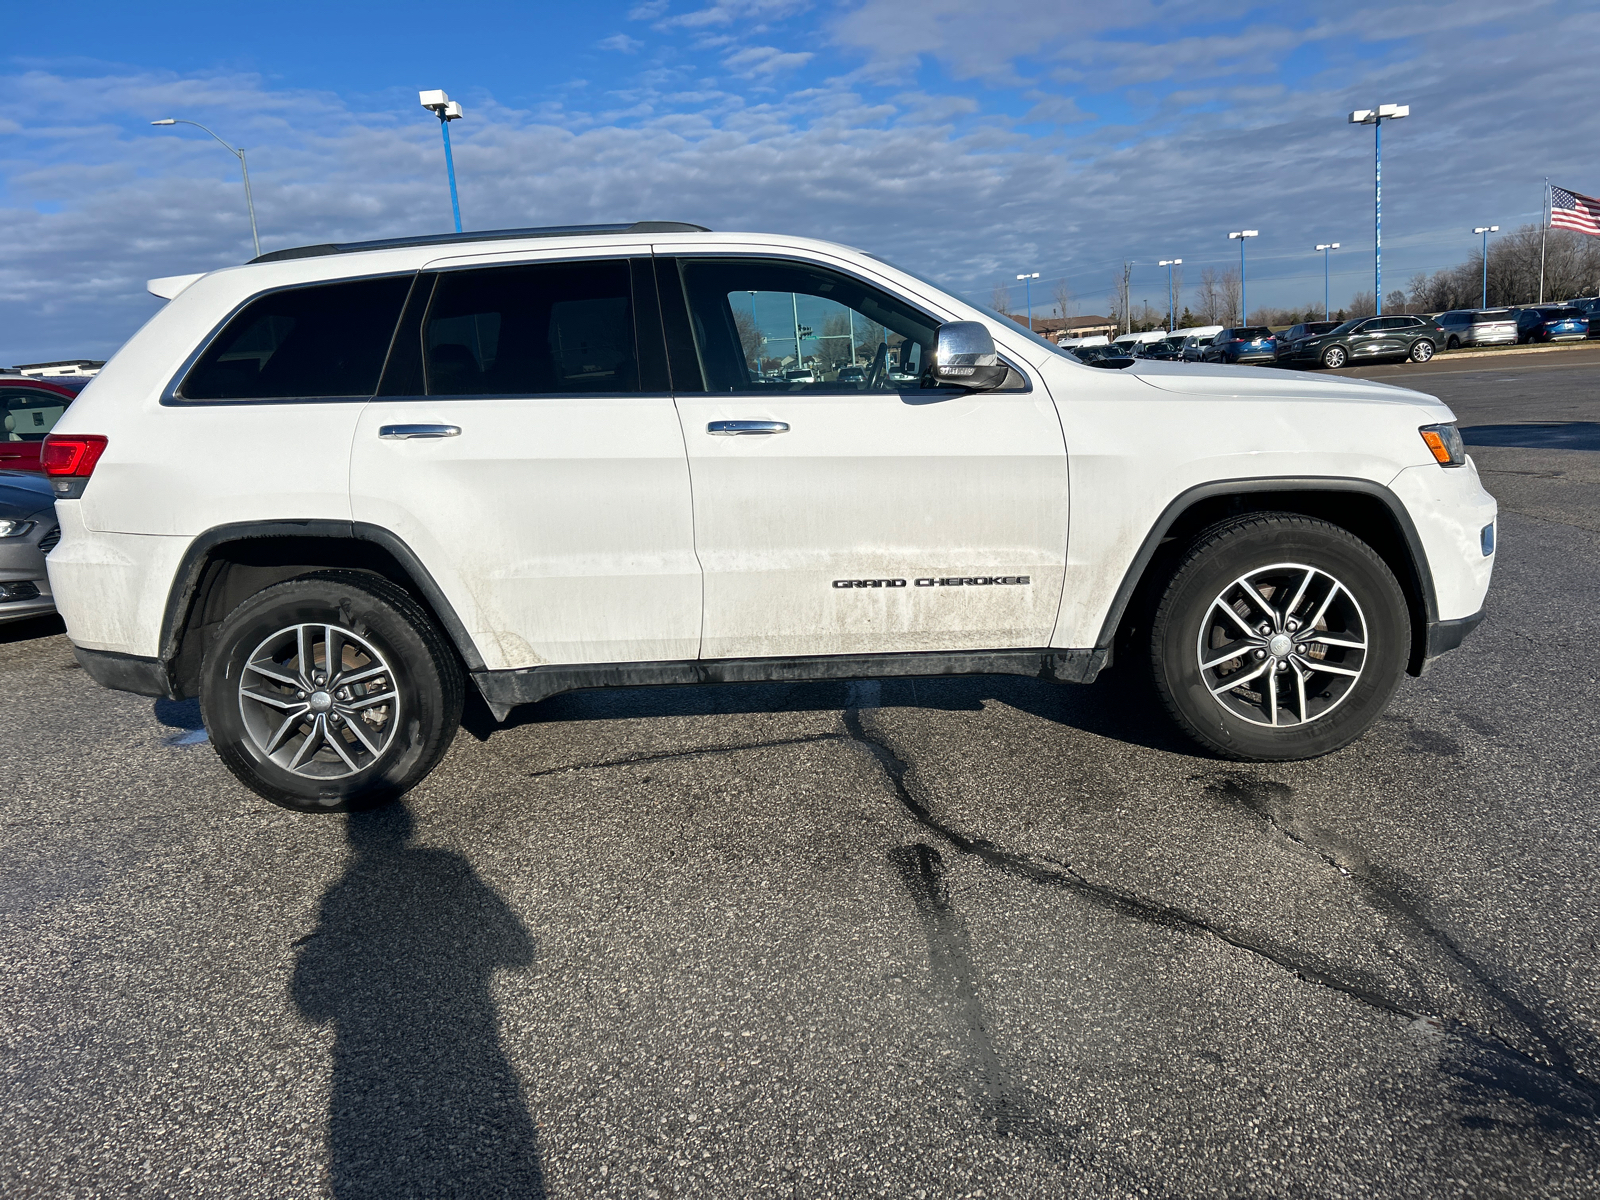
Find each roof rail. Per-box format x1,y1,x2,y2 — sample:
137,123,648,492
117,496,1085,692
249,221,711,264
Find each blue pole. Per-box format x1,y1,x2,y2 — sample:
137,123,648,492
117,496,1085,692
1481,229,1489,308
1374,117,1382,314
1025,276,1033,331
1323,248,1330,321
1239,237,1247,325
440,116,462,233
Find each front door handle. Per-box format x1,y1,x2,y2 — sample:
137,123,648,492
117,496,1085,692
708,420,789,436
379,424,461,440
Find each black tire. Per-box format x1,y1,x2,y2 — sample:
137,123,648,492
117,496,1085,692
200,570,464,812
1321,345,1348,369
1446,336,1460,350
1148,514,1410,762
1409,338,1435,363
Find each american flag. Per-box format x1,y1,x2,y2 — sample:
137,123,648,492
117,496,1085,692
1551,185,1600,236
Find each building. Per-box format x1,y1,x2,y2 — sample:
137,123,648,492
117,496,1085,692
1005,315,1117,341
12,360,105,377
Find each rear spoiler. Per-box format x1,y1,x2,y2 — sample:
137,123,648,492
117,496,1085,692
148,273,205,300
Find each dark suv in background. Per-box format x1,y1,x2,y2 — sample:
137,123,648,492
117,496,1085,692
1200,327,1277,364
1273,321,1340,361
1277,314,1446,369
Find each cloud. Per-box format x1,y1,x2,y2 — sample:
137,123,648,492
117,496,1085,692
597,33,645,53
722,45,814,76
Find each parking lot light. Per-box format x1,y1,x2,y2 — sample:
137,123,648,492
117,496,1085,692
419,90,466,233
150,118,260,257
1016,272,1040,332
1158,259,1182,331
1473,226,1500,308
1349,104,1409,314
1315,243,1340,320
1228,232,1257,325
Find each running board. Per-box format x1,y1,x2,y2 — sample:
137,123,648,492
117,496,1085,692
471,647,1109,722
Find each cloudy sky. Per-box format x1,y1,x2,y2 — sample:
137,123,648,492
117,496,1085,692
1,0,1594,363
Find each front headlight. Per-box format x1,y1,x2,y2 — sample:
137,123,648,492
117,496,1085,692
1419,422,1466,467
0,519,35,538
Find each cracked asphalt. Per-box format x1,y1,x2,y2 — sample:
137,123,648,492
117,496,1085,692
4,351,1599,1198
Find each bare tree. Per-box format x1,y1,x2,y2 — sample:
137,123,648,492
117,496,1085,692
1347,290,1377,318
1051,278,1073,319
1195,267,1223,325
1220,269,1242,326
991,282,1013,314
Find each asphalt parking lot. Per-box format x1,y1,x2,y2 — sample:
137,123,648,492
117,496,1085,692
4,349,1599,1199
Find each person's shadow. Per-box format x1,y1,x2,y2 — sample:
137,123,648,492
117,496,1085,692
291,804,545,1198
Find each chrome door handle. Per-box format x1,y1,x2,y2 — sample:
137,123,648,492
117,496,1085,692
708,420,789,436
379,424,461,440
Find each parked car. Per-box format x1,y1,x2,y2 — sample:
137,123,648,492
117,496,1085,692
0,469,59,623
49,220,1496,810
1133,335,1185,360
1071,343,1137,366
1200,327,1278,365
1516,305,1588,343
2,376,83,472
784,368,818,383
1273,322,1340,361
1569,297,1600,336
1277,314,1447,369
836,365,866,383
1434,309,1519,349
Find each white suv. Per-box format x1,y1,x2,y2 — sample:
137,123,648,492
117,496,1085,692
44,221,1496,811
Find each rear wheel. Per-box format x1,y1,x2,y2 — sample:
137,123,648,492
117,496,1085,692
1321,345,1348,369
1446,335,1460,350
1149,514,1410,761
200,571,464,812
1409,339,1435,363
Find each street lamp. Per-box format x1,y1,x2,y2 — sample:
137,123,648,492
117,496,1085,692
1228,231,1258,325
1473,226,1499,309
1315,243,1340,320
1158,259,1182,331
1349,103,1409,314
150,118,260,257
1016,272,1040,331
419,90,466,233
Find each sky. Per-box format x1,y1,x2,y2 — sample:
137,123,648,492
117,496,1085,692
1,0,1595,363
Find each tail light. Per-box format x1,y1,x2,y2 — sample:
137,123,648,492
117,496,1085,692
40,434,107,498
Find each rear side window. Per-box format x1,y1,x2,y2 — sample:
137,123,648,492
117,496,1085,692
181,276,412,400
423,260,640,395
2,388,70,441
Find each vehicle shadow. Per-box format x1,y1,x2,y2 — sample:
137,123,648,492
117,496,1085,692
1461,422,1600,451
0,613,65,645
291,804,545,1199
463,667,1200,759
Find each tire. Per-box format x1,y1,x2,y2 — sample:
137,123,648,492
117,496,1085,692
1321,345,1348,369
1409,339,1435,363
1446,336,1460,350
200,570,464,812
1148,513,1410,762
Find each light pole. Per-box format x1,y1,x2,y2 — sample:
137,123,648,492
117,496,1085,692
1016,272,1040,331
1473,226,1499,308
150,118,260,257
1348,104,1408,314
1158,259,1181,331
419,90,466,233
1228,231,1257,325
1315,243,1340,320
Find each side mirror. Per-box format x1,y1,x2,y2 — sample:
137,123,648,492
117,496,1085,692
932,321,1009,390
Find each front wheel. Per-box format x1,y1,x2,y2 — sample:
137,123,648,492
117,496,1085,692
1409,339,1435,363
1149,514,1410,761
1321,345,1348,369
200,570,464,812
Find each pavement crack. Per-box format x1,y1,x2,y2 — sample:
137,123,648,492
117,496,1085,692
527,732,847,778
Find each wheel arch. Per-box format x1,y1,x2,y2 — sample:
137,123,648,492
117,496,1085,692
1098,478,1437,678
159,520,485,699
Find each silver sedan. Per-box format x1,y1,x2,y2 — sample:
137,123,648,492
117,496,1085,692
0,470,59,624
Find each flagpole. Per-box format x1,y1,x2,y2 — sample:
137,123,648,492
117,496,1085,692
1538,177,1548,304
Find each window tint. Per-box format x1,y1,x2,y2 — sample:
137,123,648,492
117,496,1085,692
673,258,944,393
423,260,640,395
2,388,69,442
182,276,411,400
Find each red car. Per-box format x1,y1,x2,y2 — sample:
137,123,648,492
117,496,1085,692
2,376,86,471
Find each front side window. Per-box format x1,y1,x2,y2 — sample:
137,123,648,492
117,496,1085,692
673,258,944,393
181,276,411,400
424,259,639,395
3,388,69,442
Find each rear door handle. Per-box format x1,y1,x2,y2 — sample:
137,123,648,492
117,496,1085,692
708,420,789,436
379,424,461,440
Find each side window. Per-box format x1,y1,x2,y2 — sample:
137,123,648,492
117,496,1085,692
2,389,69,442
423,259,640,395
181,276,411,400
672,257,944,393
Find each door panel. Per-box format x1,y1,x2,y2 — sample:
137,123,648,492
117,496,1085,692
350,256,700,671
662,255,1068,660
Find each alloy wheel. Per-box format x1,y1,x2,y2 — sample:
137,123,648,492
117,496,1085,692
1196,562,1368,728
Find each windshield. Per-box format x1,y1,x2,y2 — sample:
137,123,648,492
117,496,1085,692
1328,319,1363,335
866,254,1085,364
1540,307,1581,319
